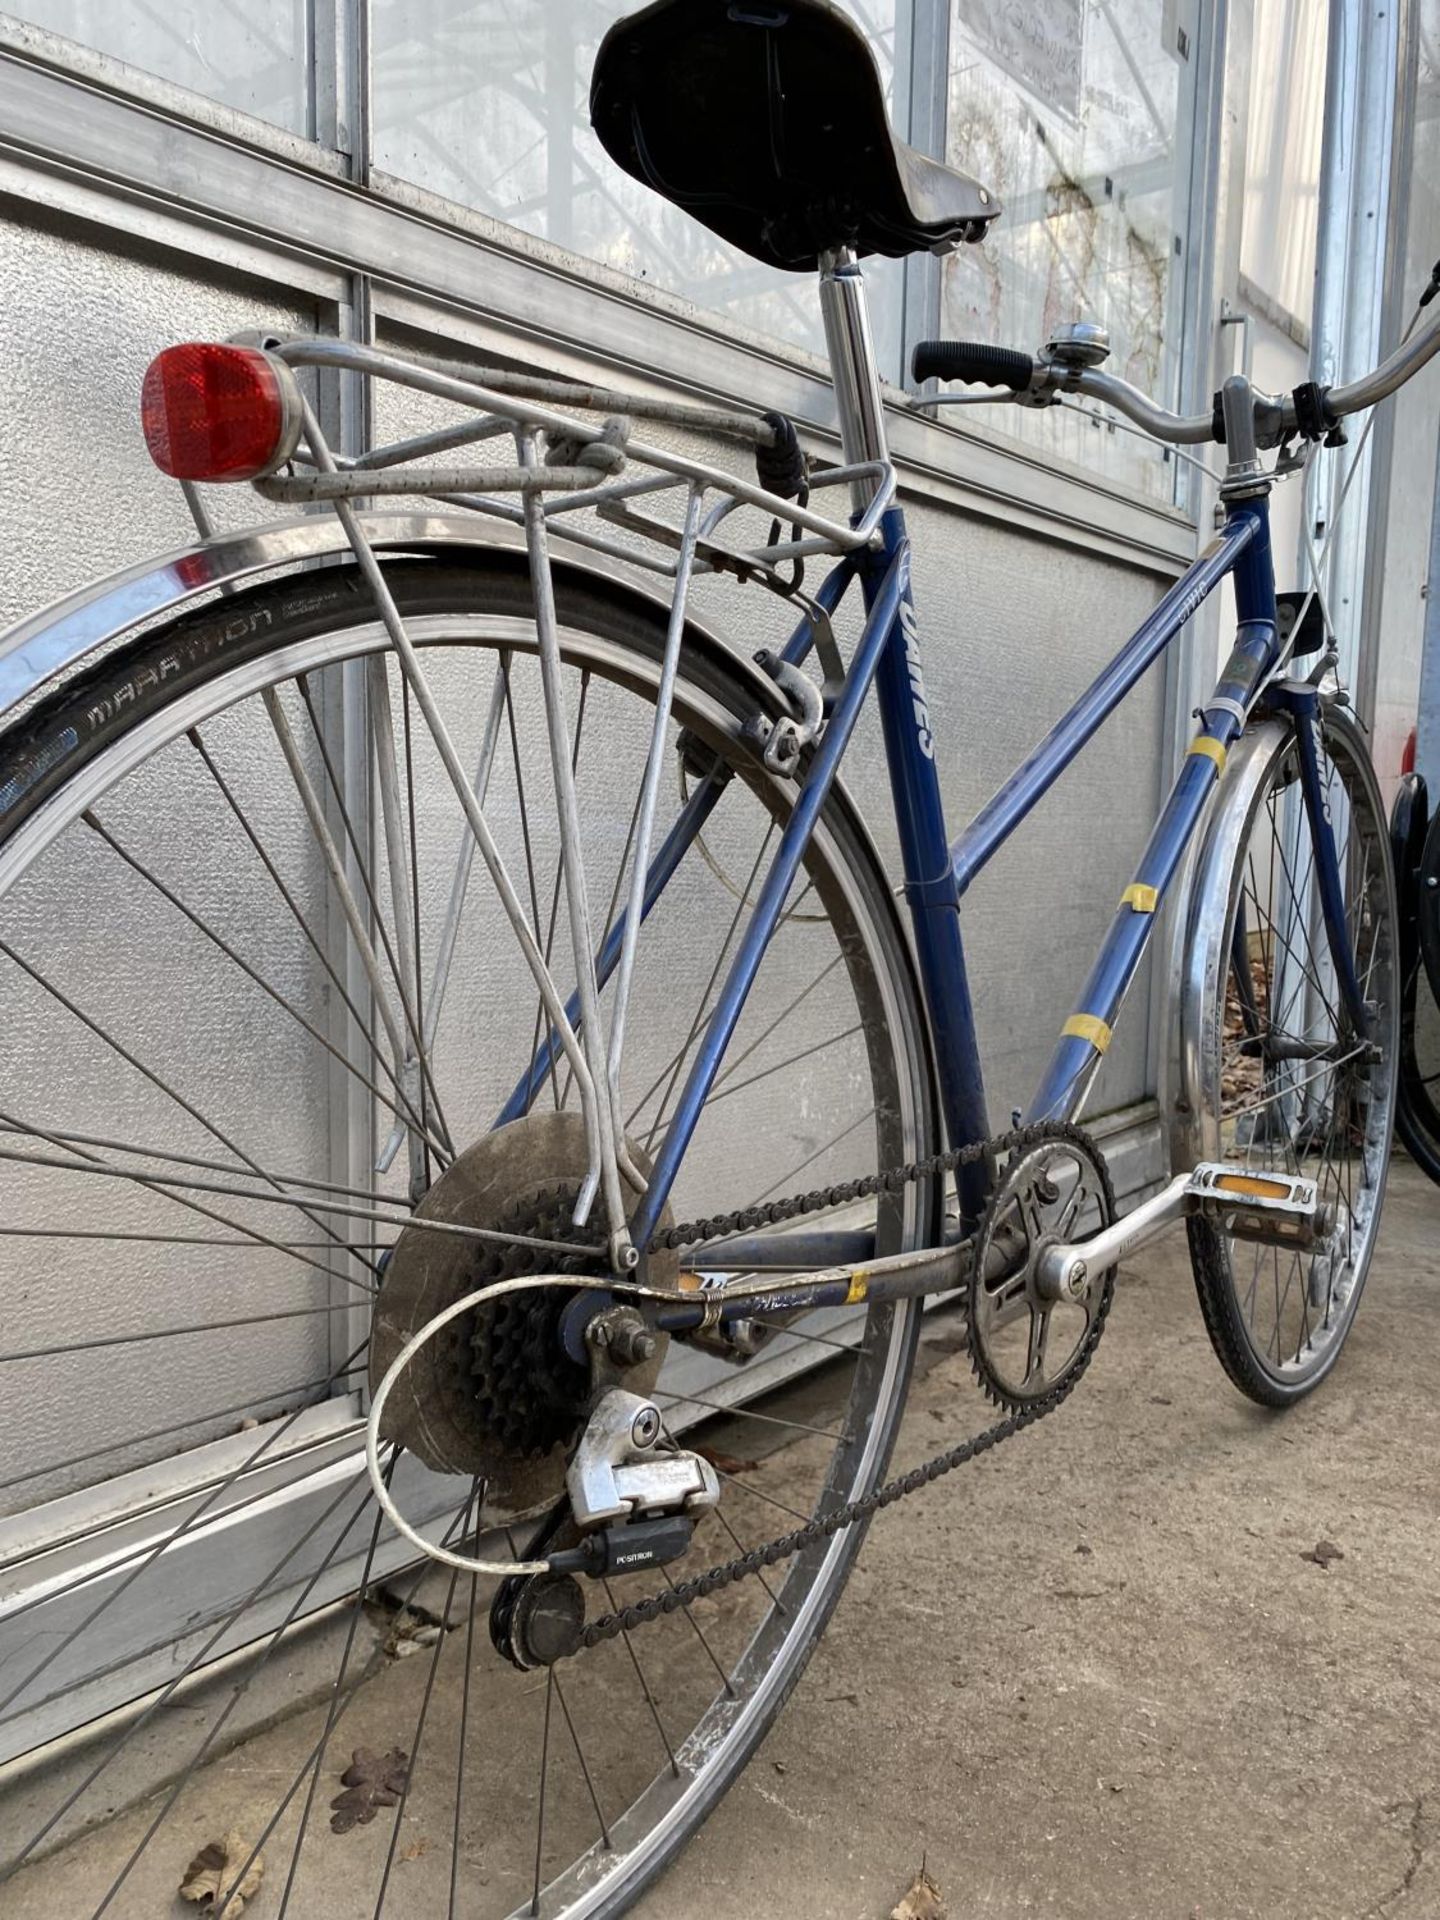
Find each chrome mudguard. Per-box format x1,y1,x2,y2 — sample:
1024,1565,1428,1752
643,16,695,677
1163,717,1289,1175
0,510,702,724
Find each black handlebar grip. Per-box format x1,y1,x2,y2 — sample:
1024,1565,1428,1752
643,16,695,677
912,340,1035,391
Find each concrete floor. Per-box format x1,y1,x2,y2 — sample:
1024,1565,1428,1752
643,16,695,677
633,1159,1440,1920
4,1160,1437,1919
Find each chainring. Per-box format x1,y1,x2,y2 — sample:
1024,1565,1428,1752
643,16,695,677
966,1125,1117,1411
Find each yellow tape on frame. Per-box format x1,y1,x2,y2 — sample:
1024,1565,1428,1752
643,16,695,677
1187,735,1227,776
1061,1013,1113,1053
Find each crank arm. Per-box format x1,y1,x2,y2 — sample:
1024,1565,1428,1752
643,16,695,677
1035,1162,1328,1301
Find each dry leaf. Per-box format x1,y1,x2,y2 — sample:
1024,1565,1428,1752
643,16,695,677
399,1837,429,1863
384,1609,443,1659
1300,1539,1344,1569
330,1746,411,1834
891,1867,947,1920
695,1445,759,1476
179,1830,264,1913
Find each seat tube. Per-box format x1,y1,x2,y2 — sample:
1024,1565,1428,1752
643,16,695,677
817,252,992,1211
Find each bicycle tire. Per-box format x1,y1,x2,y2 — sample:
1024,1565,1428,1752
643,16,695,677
1177,707,1399,1407
0,553,940,1918
1393,777,1440,1184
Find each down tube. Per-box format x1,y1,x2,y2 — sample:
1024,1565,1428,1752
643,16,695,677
629,541,909,1251
1028,497,1279,1123
865,509,990,1219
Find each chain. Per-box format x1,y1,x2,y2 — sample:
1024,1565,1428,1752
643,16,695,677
574,1120,1112,1653
643,1128,999,1254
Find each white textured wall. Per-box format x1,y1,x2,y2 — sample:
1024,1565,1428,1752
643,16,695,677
0,209,1170,1512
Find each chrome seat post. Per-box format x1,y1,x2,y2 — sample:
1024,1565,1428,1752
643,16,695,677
818,247,891,513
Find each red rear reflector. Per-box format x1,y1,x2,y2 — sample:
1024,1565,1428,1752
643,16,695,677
141,342,300,482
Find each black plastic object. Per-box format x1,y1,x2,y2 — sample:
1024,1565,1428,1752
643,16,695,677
590,0,998,272
1275,590,1328,658
494,1572,587,1669
756,411,807,500
1391,775,1440,1187
1292,379,1345,446
911,340,1033,391
549,1514,696,1578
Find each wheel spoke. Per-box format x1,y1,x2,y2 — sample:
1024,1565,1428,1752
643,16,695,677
552,1669,612,1853
0,1363,367,1497
449,1481,488,1919
47,1467,380,1909
0,1133,586,1258
531,1671,555,1919
638,822,777,1148
659,1566,735,1698
187,725,395,1094
0,943,382,1280
656,1389,844,1442
370,1480,484,1916
0,1109,370,1293
265,1474,481,1920
81,808,425,1228
0,1339,371,1723
264,684,452,1161
601,1576,679,1778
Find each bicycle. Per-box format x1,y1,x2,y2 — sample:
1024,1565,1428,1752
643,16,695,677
1392,769,1440,1182
0,1,1430,1914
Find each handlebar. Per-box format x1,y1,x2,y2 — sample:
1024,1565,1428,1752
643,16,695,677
911,340,1034,391
911,292,1440,449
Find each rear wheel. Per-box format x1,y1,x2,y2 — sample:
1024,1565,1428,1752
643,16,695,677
0,557,938,1916
1176,707,1398,1407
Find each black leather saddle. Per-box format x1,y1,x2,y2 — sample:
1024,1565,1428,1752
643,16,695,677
590,0,999,273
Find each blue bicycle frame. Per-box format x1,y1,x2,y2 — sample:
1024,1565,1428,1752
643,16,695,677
505,254,1364,1259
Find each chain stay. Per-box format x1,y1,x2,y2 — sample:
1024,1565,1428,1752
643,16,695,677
574,1120,1112,1653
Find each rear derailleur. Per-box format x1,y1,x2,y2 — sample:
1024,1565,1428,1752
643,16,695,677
491,1305,719,1670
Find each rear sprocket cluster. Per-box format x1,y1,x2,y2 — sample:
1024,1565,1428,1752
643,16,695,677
369,1110,673,1514
468,1187,595,1461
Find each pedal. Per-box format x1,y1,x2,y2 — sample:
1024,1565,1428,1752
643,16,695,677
1035,1158,1330,1300
566,1388,720,1528
1186,1163,1329,1250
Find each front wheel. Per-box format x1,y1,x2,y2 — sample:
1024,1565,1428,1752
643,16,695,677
1172,706,1399,1407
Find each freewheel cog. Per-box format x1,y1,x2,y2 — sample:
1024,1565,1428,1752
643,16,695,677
368,1110,678,1512
967,1128,1116,1411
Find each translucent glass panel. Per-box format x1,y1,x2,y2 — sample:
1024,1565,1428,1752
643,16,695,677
370,0,905,374
1240,0,1325,323
941,0,1193,499
1,3,311,136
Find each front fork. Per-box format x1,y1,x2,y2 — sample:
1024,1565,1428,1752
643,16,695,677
1274,681,1372,1038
